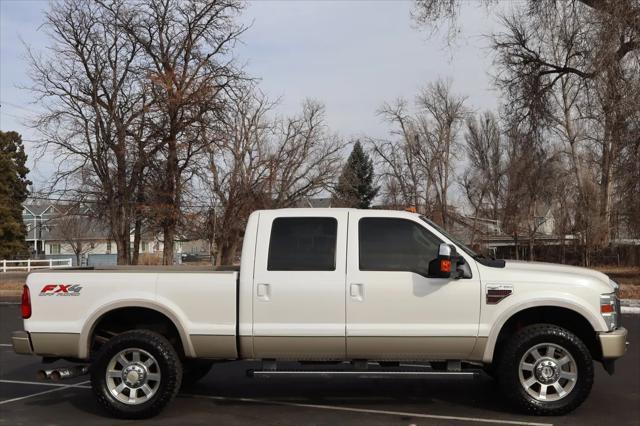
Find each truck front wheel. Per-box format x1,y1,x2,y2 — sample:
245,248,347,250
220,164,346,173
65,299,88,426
496,324,594,415
91,330,183,419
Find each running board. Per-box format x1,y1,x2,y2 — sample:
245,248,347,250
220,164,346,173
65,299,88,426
247,370,479,379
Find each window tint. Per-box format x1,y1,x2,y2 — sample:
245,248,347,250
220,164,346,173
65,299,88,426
359,218,441,275
268,217,338,271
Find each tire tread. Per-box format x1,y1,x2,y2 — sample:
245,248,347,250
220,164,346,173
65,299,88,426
91,329,182,419
496,323,594,416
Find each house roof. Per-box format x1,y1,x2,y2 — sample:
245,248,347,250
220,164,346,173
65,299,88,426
45,219,111,240
23,204,55,217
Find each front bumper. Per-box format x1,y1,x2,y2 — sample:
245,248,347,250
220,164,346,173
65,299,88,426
11,331,33,355
598,327,628,359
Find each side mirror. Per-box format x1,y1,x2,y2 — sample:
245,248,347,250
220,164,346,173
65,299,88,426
428,243,457,278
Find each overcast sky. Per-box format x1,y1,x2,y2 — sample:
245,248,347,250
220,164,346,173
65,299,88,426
0,0,510,189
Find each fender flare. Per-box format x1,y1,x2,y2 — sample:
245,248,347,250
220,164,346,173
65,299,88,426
482,298,604,363
79,299,194,359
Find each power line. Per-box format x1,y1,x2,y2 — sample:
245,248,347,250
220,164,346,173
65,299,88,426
25,195,216,210
0,111,30,122
0,100,42,115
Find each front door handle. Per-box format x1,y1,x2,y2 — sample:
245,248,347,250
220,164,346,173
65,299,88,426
350,283,364,302
257,283,270,301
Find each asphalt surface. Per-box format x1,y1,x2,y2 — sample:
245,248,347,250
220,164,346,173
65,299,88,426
0,304,638,426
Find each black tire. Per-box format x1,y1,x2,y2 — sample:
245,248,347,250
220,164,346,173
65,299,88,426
91,330,182,419
496,324,594,415
482,364,497,380
181,360,214,388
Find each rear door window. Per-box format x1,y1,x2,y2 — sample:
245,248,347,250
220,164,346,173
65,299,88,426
267,217,338,271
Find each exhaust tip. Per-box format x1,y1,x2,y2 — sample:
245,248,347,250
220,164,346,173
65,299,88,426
36,370,49,380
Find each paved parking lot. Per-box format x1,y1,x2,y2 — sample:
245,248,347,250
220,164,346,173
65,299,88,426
1,303,638,425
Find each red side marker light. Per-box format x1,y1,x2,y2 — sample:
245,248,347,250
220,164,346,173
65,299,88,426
440,259,452,273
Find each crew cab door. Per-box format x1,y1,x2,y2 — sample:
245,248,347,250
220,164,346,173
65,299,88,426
346,211,481,360
252,210,348,359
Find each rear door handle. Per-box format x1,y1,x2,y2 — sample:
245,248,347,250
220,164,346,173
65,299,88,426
350,283,364,302
257,283,270,301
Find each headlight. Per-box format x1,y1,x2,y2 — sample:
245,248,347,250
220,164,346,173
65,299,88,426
600,292,620,331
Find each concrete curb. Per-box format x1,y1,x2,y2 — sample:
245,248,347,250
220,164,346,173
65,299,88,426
0,290,20,303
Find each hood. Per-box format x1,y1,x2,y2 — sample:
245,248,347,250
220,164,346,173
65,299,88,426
483,260,615,293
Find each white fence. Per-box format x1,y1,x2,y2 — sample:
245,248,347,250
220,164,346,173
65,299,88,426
1,258,73,272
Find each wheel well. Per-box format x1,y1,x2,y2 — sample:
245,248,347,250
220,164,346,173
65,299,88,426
89,307,184,358
492,306,601,364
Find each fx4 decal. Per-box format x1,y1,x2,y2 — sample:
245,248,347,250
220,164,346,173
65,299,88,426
39,284,83,296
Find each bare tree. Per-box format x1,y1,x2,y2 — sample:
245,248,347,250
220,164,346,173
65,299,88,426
50,204,98,266
461,111,504,245
204,88,344,265
373,98,435,214
102,0,246,264
374,80,466,228
29,0,152,265
413,0,639,57
418,80,467,228
204,88,274,265
414,0,639,249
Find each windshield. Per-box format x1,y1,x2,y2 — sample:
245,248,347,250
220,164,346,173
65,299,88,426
419,216,479,258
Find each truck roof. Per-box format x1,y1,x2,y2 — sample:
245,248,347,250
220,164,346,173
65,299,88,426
255,208,420,218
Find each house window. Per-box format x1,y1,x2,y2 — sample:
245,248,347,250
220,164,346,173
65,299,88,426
50,243,61,255
141,241,148,252
106,241,111,254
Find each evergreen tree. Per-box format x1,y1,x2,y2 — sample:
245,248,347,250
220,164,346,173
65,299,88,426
0,131,31,258
333,141,379,208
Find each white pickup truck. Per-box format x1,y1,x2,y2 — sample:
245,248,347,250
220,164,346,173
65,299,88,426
13,208,627,418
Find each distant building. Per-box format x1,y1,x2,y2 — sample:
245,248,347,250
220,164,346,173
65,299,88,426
23,204,57,256
22,202,162,266
43,215,162,267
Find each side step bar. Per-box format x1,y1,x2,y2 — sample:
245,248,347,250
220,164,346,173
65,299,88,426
248,370,479,379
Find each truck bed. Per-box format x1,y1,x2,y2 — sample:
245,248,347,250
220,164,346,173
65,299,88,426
23,268,239,360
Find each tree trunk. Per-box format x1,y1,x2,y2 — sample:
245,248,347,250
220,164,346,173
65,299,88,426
215,234,239,266
599,146,613,245
209,239,216,266
116,236,129,265
113,215,130,266
131,182,145,265
162,224,175,265
223,240,239,266
132,217,142,265
162,134,179,266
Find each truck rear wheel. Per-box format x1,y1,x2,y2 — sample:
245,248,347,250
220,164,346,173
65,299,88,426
496,324,593,415
91,330,182,419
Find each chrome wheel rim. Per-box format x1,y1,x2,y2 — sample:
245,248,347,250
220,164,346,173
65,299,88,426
518,343,577,402
106,348,161,405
